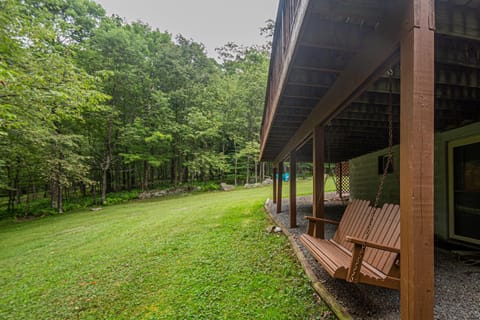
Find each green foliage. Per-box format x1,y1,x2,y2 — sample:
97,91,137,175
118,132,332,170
103,190,139,205
1,0,273,215
192,181,222,192
0,189,141,218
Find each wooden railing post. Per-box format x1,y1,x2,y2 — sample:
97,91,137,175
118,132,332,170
277,162,284,213
289,151,297,228
273,166,278,204
313,125,325,238
400,0,435,318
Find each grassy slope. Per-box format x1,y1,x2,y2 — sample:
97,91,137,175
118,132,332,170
0,180,330,319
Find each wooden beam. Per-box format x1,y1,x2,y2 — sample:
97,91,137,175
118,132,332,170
299,41,357,52
272,167,278,204
260,0,311,161
289,151,297,228
310,0,390,24
273,2,404,163
312,125,325,238
293,65,341,74
400,0,435,319
276,162,284,213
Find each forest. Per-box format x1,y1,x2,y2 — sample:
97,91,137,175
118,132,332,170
0,0,276,216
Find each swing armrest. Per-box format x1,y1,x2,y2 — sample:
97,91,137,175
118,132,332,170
346,236,400,253
346,236,400,283
304,216,340,225
304,216,339,237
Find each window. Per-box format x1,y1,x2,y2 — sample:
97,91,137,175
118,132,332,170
448,136,480,245
378,154,394,175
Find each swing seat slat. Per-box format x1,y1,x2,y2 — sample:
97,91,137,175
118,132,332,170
300,200,401,289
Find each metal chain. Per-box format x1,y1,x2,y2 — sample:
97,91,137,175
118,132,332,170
349,67,394,282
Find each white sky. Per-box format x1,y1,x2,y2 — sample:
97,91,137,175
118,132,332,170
93,0,279,59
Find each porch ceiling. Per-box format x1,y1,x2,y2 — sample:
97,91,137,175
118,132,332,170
260,0,480,163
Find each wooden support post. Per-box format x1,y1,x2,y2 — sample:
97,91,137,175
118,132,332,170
313,125,325,238
273,167,278,204
400,0,435,318
289,151,297,228
276,162,283,213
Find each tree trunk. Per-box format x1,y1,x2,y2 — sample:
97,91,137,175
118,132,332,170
123,161,128,190
58,184,63,214
234,157,238,186
262,162,265,181
32,179,37,200
233,141,238,186
14,164,20,205
25,185,31,216
51,180,58,210
57,154,64,214
101,120,113,205
92,184,97,206
114,166,119,192
150,164,154,188
142,160,148,191
246,156,250,185
170,158,175,184
80,183,86,198
127,165,132,191
101,167,108,205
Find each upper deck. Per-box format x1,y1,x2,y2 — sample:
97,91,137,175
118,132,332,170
260,0,480,163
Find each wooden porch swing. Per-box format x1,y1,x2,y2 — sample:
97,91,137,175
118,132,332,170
300,69,401,290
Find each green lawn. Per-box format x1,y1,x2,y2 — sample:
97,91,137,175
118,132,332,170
0,180,331,319
279,176,336,197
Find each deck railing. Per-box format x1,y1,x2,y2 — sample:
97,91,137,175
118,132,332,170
261,0,306,155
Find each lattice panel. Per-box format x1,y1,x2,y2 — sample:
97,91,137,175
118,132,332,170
335,162,350,197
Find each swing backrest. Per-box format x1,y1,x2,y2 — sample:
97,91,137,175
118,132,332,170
334,201,401,275
362,203,400,274
333,199,372,249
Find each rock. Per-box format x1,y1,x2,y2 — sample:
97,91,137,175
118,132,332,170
266,225,283,234
245,183,261,188
90,207,103,211
262,178,273,185
220,183,235,191
138,189,169,199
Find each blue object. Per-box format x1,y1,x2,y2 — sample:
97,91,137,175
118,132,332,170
282,172,289,182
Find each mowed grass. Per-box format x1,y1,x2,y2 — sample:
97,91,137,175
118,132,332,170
0,180,331,319
280,176,336,197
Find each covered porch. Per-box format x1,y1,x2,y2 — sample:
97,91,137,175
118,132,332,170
261,0,480,318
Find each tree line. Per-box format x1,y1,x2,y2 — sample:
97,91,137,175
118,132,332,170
0,0,273,216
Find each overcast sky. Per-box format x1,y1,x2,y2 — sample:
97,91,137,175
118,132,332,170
93,0,279,59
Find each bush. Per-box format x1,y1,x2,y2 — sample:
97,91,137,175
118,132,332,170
104,190,139,205
0,182,232,220
195,182,221,192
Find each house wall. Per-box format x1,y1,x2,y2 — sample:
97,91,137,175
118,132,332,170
349,122,480,241
349,145,400,206
434,122,480,241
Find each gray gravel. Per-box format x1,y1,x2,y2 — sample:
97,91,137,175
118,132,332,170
266,196,480,320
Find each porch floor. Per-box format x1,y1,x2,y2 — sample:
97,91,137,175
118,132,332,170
265,196,480,320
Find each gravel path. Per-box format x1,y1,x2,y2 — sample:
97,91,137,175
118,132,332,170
266,196,480,320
